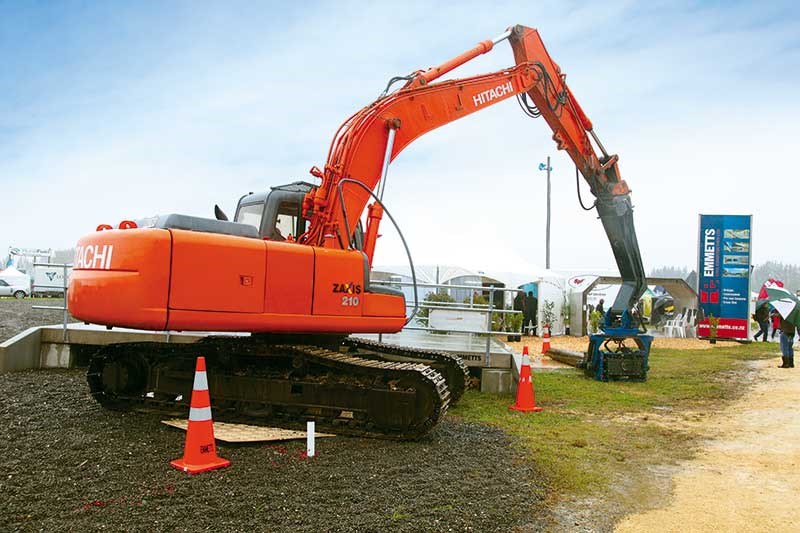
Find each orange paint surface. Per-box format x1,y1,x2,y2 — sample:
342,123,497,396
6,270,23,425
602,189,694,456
265,241,313,315
68,228,171,329
169,230,266,314
312,248,365,317
70,227,406,333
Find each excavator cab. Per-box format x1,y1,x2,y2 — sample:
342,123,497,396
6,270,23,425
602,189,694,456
230,182,312,242
219,181,364,247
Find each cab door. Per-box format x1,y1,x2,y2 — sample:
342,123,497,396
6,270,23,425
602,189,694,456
261,190,307,241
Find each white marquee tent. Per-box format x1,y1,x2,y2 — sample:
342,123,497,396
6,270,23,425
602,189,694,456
0,266,31,288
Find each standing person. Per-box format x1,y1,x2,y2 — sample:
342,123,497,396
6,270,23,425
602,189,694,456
770,309,781,340
753,304,769,342
525,291,538,336
778,315,795,368
513,291,525,313
596,299,605,316
521,291,531,336
513,291,526,335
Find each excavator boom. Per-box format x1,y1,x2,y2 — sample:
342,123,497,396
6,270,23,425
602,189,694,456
305,24,646,324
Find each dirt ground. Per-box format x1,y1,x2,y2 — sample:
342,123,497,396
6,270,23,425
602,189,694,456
504,335,714,355
0,299,75,343
0,299,556,530
5,299,796,531
0,368,553,532
615,357,800,532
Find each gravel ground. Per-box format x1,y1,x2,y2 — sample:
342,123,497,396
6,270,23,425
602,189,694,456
0,369,551,532
0,299,75,343
0,300,553,530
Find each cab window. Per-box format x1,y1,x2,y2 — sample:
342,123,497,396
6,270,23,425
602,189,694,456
273,201,300,241
235,203,264,231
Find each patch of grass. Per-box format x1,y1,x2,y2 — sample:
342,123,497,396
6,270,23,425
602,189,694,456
450,342,777,496
390,506,409,521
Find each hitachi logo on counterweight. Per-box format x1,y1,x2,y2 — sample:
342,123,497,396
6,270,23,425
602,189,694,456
703,229,715,277
472,81,514,107
74,244,114,270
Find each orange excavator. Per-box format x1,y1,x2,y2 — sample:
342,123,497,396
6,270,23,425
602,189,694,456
69,25,648,439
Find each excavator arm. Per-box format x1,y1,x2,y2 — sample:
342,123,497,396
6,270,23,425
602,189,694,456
509,24,646,325
303,24,646,326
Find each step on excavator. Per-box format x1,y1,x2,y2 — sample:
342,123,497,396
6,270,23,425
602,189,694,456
69,24,650,439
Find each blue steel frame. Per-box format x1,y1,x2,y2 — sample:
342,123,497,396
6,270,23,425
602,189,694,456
587,332,653,381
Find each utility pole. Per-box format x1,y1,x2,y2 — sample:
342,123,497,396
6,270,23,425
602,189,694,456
539,157,552,269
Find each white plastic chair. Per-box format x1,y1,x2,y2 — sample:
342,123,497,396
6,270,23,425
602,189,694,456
677,310,691,338
683,309,697,338
663,313,683,338
662,314,675,337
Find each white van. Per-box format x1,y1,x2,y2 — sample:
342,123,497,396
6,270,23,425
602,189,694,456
32,265,70,296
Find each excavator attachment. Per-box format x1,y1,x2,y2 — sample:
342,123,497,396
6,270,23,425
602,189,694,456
585,333,653,382
595,194,647,322
584,193,652,381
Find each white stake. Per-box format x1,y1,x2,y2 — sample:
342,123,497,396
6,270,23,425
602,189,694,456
307,421,315,457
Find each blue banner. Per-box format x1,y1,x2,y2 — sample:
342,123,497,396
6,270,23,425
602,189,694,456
697,214,752,339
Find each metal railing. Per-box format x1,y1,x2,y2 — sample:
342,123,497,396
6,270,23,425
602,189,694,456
24,268,524,357
372,280,524,367
31,262,72,341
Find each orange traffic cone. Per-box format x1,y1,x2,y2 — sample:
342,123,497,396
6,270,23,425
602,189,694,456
170,356,230,474
510,346,543,412
541,323,551,354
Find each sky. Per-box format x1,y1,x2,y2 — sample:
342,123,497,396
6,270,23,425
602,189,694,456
2,0,799,275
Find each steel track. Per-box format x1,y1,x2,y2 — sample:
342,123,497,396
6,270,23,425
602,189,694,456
86,338,451,440
342,337,470,402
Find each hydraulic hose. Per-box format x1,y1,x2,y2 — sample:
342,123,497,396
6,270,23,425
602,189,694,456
336,178,419,324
